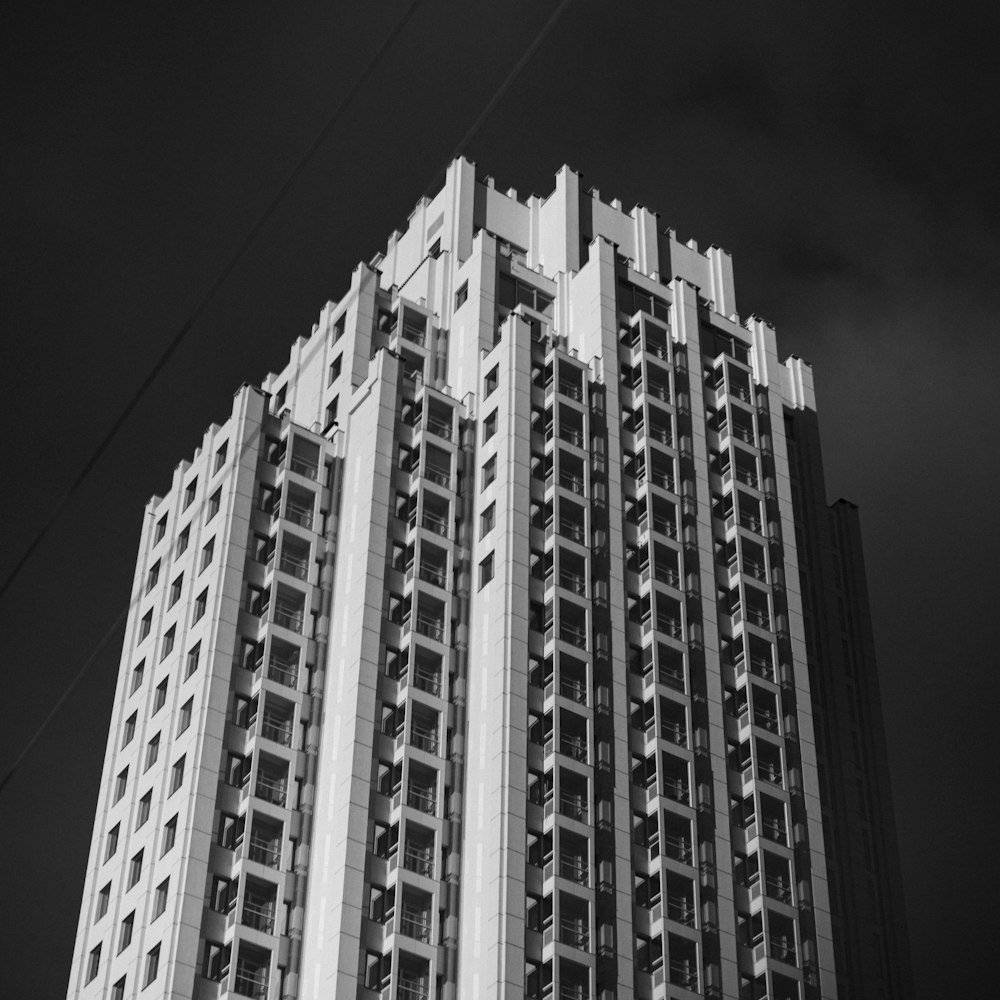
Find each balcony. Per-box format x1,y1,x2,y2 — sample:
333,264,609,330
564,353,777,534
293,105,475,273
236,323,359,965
248,836,281,869
255,774,287,807
273,603,304,634
661,721,687,747
400,909,432,943
266,658,298,689
420,511,449,538
559,677,587,704
289,456,318,481
407,786,437,815
284,501,313,530
277,552,308,580
260,716,293,747
402,846,434,878
558,856,589,885
558,470,585,495
666,897,696,927
664,834,693,864
410,719,440,753
233,965,268,999
559,623,587,649
425,415,453,441
415,613,445,642
558,379,584,402
559,735,587,763
559,918,590,950
557,568,587,596
242,900,275,934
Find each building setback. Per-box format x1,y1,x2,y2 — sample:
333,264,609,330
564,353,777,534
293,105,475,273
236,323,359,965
66,158,909,1000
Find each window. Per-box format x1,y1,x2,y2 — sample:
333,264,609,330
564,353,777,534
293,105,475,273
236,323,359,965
176,525,190,556
122,713,137,748
145,561,160,594
118,912,134,953
332,311,346,343
480,501,496,538
130,660,145,694
479,552,495,589
86,944,101,983
178,698,193,735
105,824,120,862
144,734,160,771
136,791,151,828
483,409,498,442
152,878,169,919
144,944,160,987
127,849,144,889
214,440,228,474
96,883,111,920
203,942,231,982
183,478,197,510
138,611,152,643
153,514,167,544
200,538,214,573
114,767,128,803
160,627,175,661
455,280,468,309
111,978,125,1000
153,678,168,713
207,488,221,522
194,588,208,622
185,642,200,678
484,364,498,396
325,396,339,431
161,815,177,856
482,455,497,490
328,354,342,385
274,384,287,410
428,237,441,258
168,574,182,607
170,755,185,795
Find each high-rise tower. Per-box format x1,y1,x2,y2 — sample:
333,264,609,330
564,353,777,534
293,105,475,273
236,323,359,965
66,158,909,1000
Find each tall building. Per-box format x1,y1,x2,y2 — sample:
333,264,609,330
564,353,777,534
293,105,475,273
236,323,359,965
66,158,909,1000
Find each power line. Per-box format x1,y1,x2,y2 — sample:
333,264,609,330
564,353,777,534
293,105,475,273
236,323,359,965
0,0,426,603
0,608,128,795
0,0,576,795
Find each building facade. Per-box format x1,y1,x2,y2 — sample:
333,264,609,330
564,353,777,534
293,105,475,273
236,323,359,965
66,158,908,1000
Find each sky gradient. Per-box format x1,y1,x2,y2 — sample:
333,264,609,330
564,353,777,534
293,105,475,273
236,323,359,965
2,2,997,996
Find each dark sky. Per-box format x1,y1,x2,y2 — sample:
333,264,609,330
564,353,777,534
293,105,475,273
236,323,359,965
2,2,997,996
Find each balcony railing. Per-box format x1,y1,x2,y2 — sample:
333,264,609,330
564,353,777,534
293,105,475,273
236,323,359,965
424,465,451,488
669,964,698,991
420,512,449,537
558,470,585,495
397,984,430,1000
558,569,586,596
559,623,587,649
666,898,696,927
407,787,437,814
278,553,308,580
661,721,687,747
255,775,287,806
289,457,318,480
273,607,304,633
559,857,589,884
415,615,444,642
559,520,585,544
663,778,689,804
400,911,432,942
248,838,281,868
769,938,797,965
560,736,587,763
242,901,275,933
766,877,793,903
233,968,268,999
664,834,693,864
284,502,313,529
266,660,298,688
418,564,447,588
260,719,293,747
559,794,587,822
425,416,452,440
402,848,434,877
410,724,439,754
558,380,583,402
412,665,442,696
559,919,590,949
559,678,587,704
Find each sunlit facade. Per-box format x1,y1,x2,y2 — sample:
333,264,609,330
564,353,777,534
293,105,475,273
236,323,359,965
67,158,907,1000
